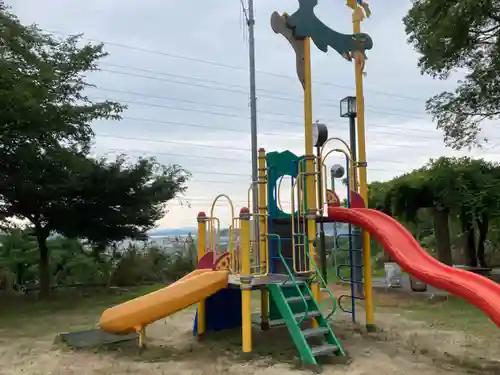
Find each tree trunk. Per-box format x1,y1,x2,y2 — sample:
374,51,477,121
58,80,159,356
36,231,51,299
476,213,489,268
16,263,23,285
92,243,107,262
460,210,477,267
433,208,452,265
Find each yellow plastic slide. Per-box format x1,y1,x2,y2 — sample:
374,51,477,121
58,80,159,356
99,269,229,334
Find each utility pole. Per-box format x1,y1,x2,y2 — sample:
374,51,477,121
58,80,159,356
246,0,260,252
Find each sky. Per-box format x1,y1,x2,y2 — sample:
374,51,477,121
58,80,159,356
9,0,500,229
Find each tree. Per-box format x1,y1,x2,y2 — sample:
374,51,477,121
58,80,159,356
380,156,500,267
404,0,500,149
448,157,500,267
1,148,190,298
383,168,454,265
0,6,125,297
0,229,38,286
60,156,190,257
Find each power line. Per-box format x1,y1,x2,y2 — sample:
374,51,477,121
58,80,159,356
89,86,433,133
92,95,305,128
97,63,428,118
91,102,449,141
45,29,427,101
90,90,437,135
98,146,417,171
95,68,429,120
97,133,250,152
103,115,448,147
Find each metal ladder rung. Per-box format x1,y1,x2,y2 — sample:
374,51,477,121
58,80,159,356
338,294,365,313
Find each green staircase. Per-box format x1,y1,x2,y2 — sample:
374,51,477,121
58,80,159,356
265,233,345,370
267,280,345,370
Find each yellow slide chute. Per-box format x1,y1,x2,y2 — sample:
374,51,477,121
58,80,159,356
99,270,229,334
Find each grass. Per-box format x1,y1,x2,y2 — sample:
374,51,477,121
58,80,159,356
327,280,497,337
0,278,495,341
326,255,385,284
371,288,497,335
1,280,498,375
375,292,497,334
0,284,165,337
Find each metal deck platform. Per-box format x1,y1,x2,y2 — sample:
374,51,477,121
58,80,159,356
228,273,312,288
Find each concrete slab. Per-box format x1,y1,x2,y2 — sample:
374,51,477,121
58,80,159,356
55,328,138,348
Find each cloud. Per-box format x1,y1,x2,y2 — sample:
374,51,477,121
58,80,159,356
9,0,499,229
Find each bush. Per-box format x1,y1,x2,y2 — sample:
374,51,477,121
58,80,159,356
110,242,195,286
0,230,197,292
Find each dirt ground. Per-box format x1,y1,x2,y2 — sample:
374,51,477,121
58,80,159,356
0,288,499,375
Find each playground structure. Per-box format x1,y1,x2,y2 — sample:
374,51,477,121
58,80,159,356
94,0,500,372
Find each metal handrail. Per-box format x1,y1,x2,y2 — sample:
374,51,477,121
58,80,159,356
268,233,310,326
290,171,309,274
251,212,270,277
207,217,220,259
229,218,241,273
306,251,339,320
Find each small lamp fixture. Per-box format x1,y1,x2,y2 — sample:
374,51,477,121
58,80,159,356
312,121,328,147
340,96,357,118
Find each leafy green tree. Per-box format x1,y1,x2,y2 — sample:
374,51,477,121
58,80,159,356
448,157,500,267
60,156,190,257
0,229,38,286
0,6,124,298
383,166,454,264
381,156,500,267
404,0,500,149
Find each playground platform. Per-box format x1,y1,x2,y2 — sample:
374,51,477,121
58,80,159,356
228,273,311,288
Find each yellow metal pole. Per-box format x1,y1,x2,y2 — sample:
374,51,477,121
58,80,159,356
258,148,269,330
138,326,146,349
303,37,320,314
196,212,207,338
352,9,375,331
240,207,253,352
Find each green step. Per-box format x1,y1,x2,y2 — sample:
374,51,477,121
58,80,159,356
311,343,341,356
287,295,312,304
267,282,345,371
301,327,329,338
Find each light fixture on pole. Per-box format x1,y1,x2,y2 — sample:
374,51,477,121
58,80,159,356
340,95,364,298
340,96,357,119
340,96,357,189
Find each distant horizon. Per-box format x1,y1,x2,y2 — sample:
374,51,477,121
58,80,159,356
148,222,349,236
148,226,197,235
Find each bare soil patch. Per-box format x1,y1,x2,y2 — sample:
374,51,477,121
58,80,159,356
0,285,498,375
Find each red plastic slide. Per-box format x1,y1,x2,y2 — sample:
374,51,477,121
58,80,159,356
328,207,500,327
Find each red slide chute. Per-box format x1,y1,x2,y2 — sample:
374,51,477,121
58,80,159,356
328,207,500,327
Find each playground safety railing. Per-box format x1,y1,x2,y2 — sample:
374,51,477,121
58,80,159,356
334,232,365,321
226,214,269,277
319,148,354,212
268,233,311,325
208,194,239,268
207,216,221,259
250,212,270,277
305,249,339,320
229,218,241,274
290,163,320,275
242,151,270,278
205,216,238,265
